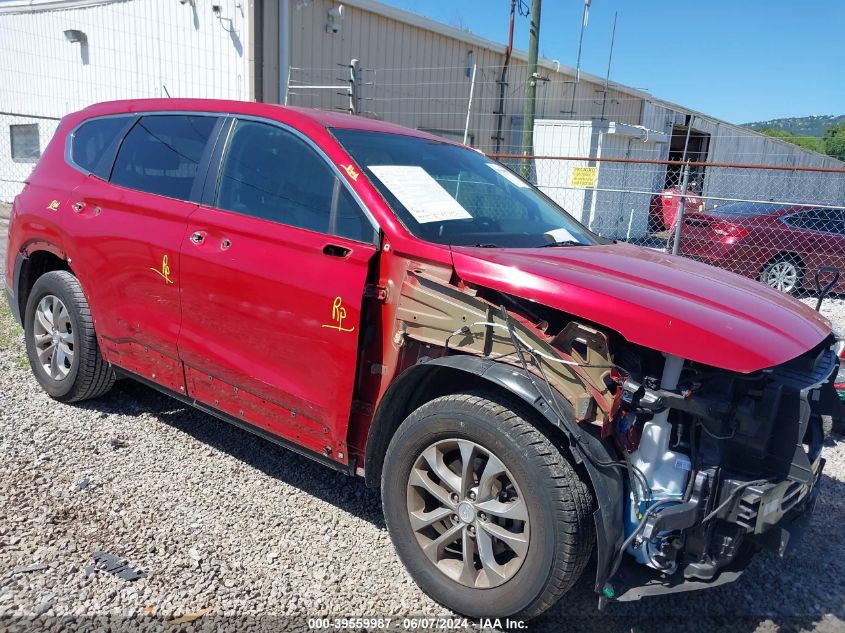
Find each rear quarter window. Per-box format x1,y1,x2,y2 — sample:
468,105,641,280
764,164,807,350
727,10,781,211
783,208,845,234
110,115,218,201
70,116,134,178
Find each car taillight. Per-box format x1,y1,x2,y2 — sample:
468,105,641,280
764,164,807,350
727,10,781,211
712,223,749,240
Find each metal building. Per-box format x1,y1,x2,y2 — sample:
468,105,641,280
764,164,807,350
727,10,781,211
1,0,842,204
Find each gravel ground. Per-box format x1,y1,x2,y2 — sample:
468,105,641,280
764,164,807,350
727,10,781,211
1,305,844,633
802,295,845,332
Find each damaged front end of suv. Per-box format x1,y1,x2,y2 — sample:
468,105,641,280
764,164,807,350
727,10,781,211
603,336,840,602
385,252,842,607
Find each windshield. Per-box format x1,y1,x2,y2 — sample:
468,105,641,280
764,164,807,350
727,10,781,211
331,129,599,248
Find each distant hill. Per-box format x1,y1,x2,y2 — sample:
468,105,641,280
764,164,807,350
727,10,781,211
742,115,845,138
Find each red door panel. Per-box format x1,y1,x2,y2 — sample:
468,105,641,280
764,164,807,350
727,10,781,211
66,177,195,392
184,366,330,453
177,207,376,460
801,229,845,290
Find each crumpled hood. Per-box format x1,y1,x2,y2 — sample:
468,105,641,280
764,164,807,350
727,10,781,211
451,242,831,373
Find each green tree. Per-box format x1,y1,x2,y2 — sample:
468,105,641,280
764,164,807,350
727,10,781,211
758,127,826,154
824,123,845,161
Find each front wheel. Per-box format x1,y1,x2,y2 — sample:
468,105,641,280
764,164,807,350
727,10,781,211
381,391,595,619
23,270,114,402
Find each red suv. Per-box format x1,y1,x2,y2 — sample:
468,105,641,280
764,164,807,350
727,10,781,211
5,99,843,619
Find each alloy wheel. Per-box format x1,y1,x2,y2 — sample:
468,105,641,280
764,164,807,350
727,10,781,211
32,294,75,380
406,438,529,589
766,260,799,293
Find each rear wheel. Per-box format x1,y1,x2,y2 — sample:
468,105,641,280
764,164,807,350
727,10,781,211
381,391,595,619
23,271,114,402
760,255,803,294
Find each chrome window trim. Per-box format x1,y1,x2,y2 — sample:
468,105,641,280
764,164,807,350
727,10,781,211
220,113,381,242
63,109,381,244
64,112,140,177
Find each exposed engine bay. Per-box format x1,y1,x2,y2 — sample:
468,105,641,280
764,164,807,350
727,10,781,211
391,267,844,603
605,337,840,600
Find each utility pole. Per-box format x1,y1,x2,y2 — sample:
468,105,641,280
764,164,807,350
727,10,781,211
568,0,591,116
520,0,541,176
599,11,617,121
493,0,516,154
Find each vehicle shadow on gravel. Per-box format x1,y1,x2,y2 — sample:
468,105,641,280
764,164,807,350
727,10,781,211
78,381,845,633
80,379,386,527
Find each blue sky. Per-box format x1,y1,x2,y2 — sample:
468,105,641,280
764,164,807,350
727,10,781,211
380,0,844,126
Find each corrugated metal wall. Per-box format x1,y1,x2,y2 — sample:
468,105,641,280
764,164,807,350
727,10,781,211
644,102,845,206
1,0,249,117
282,0,643,152
0,0,249,200
2,0,841,204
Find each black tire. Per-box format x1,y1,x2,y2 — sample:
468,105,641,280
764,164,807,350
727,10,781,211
759,254,803,295
829,414,845,436
381,390,595,619
23,270,115,402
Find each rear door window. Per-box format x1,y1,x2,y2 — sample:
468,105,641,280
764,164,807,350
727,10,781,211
214,119,372,242
785,208,845,234
110,115,218,201
71,116,134,179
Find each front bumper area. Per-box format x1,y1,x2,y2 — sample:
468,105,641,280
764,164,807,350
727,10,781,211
605,454,824,603
601,345,840,606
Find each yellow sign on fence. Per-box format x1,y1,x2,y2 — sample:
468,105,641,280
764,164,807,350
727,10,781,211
571,166,598,188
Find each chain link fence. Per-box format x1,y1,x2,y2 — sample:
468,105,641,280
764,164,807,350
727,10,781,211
288,62,652,154
489,154,845,296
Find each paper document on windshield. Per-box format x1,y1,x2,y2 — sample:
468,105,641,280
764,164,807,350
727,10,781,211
544,227,579,244
369,165,472,224
487,162,530,188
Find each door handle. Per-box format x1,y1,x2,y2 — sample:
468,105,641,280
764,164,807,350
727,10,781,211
322,244,351,258
190,231,205,245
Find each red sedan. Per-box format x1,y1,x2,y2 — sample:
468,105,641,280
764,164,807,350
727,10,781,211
672,201,845,294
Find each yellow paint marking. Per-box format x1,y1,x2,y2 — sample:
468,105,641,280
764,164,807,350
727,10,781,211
150,254,174,285
47,199,60,211
321,296,355,333
342,164,360,181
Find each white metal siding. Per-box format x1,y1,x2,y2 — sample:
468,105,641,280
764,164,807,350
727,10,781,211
639,102,845,208
0,0,249,200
